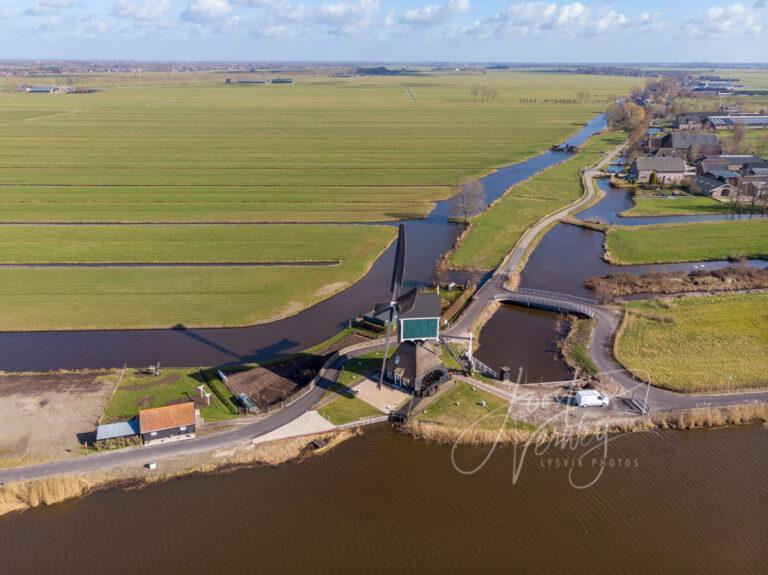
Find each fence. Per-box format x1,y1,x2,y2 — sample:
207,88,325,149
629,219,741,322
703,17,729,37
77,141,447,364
251,337,392,415
630,391,651,415
464,354,498,379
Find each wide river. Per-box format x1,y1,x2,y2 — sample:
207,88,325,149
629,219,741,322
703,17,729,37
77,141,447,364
1,424,765,573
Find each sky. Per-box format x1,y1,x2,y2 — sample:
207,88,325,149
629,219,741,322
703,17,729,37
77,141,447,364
1,0,767,63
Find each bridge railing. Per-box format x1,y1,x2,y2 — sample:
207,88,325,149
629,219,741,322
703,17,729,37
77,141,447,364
514,288,598,306
494,293,596,318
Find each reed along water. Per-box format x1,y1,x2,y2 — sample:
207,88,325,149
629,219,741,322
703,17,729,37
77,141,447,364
1,424,765,574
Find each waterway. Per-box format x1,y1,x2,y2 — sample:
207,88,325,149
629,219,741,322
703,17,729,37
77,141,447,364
1,424,765,574
0,115,607,372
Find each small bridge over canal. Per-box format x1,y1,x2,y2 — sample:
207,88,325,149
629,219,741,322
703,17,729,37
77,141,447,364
492,288,598,318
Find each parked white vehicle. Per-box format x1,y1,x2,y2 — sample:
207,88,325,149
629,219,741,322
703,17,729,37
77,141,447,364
575,389,609,408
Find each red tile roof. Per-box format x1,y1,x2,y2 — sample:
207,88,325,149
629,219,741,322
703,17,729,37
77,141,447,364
139,402,196,434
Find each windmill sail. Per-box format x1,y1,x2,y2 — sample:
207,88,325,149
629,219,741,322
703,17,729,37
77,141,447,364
378,224,407,389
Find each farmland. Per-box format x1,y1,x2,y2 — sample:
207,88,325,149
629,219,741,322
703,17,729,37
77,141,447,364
450,130,625,270
0,72,636,330
616,294,768,392
604,219,768,264
621,196,741,217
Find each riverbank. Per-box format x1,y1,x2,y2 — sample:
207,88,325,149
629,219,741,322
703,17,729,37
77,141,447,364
0,427,359,517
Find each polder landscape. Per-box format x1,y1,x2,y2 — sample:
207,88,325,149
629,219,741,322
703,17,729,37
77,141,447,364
1,61,767,574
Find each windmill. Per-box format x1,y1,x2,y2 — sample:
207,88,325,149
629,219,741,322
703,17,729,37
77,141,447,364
372,224,447,396
377,224,407,390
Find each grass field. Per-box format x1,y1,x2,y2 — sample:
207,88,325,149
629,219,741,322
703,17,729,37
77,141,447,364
450,130,625,270
0,72,636,330
317,394,382,426
605,219,768,264
0,227,394,330
102,368,237,423
417,381,515,431
616,294,768,392
0,74,633,223
622,196,740,217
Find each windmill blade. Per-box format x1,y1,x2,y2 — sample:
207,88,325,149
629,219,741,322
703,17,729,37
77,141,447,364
390,224,407,300
378,308,396,390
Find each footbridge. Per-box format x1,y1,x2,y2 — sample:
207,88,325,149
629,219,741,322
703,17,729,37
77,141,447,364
492,288,598,318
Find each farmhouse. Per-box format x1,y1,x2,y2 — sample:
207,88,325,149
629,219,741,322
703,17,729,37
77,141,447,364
25,85,62,93
689,176,737,201
674,113,705,130
629,157,687,184
139,402,197,445
659,133,722,157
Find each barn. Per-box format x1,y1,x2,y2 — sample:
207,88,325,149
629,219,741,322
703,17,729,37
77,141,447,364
139,402,197,445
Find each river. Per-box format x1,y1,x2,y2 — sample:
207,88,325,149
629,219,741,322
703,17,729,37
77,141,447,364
1,424,765,574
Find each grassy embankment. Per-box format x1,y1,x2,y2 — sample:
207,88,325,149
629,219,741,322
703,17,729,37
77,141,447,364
616,293,768,392
450,131,625,270
560,318,598,376
0,73,636,331
622,196,750,217
102,368,238,423
604,220,768,264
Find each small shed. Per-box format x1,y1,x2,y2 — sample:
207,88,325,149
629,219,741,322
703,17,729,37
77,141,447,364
95,419,140,442
139,402,197,445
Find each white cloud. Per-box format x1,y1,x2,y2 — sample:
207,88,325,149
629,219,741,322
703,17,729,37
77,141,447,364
452,2,640,39
113,0,171,22
24,0,75,16
182,0,232,23
402,0,470,26
685,3,764,37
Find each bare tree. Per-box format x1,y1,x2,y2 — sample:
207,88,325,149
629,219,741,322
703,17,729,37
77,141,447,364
727,123,748,154
432,254,449,287
452,180,485,223
754,131,768,157
470,84,481,103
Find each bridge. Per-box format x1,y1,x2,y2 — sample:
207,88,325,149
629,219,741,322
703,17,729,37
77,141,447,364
492,288,598,318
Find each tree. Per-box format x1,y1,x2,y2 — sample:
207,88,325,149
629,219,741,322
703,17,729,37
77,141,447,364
727,123,747,154
470,84,481,103
755,132,768,157
452,180,485,223
606,102,648,141
432,254,449,287
648,171,657,185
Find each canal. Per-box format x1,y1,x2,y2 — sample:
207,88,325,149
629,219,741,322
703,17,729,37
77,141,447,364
1,424,765,573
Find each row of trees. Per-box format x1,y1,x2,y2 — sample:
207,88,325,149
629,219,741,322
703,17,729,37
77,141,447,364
606,101,649,142
470,84,498,103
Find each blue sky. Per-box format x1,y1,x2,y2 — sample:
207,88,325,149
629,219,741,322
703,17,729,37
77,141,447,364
2,1,767,62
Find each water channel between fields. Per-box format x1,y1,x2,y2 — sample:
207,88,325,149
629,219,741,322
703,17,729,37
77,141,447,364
0,116,607,371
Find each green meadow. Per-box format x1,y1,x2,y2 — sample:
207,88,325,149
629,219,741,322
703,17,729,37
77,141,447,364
617,294,768,392
450,130,626,270
622,196,740,217
0,72,636,330
605,219,768,264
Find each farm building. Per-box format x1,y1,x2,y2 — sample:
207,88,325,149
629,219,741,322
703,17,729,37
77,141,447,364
629,157,687,184
95,419,140,442
699,155,764,174
659,133,722,157
704,115,768,130
139,402,197,445
674,113,705,130
25,85,62,93
689,176,738,201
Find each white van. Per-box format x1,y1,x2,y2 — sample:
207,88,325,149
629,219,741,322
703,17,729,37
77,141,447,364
575,389,609,408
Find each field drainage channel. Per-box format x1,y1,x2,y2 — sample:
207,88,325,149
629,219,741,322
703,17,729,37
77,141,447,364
0,261,339,269
0,115,607,371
